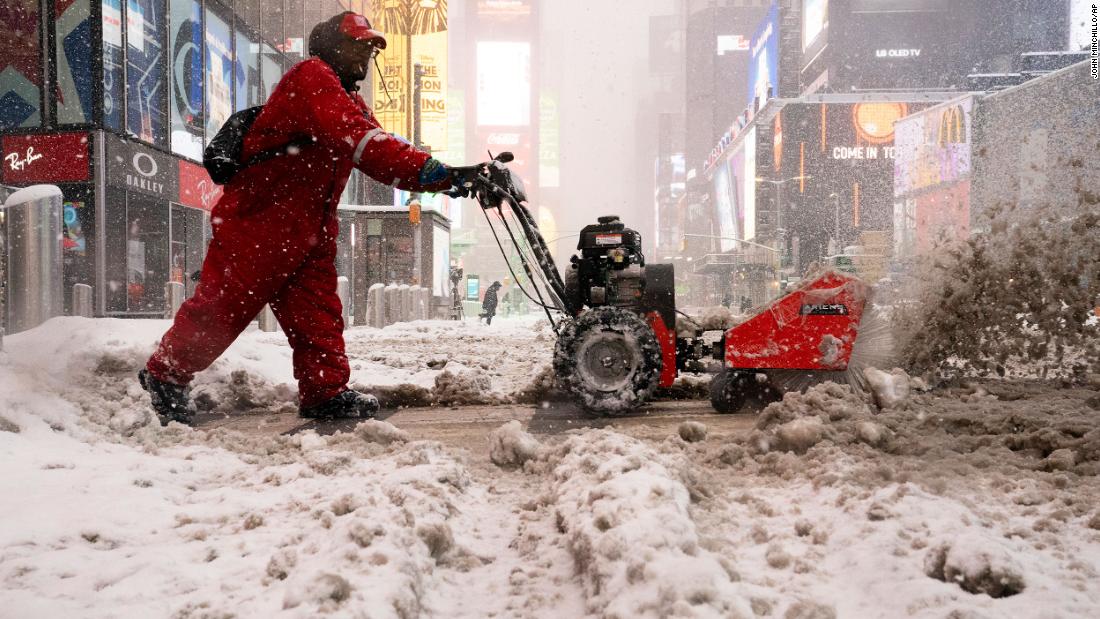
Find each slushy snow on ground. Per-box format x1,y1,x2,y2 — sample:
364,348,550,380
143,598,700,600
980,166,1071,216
1,316,1099,617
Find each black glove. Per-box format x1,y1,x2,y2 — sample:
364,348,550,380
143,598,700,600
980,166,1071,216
444,164,483,198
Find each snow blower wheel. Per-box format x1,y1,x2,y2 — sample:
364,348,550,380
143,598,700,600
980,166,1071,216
553,306,663,415
709,368,775,414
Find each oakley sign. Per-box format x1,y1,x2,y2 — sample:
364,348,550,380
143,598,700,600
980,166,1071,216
105,134,179,199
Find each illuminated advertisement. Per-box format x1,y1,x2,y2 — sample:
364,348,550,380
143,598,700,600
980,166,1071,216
234,29,260,112
127,0,167,143
713,158,736,252
477,41,531,126
777,100,932,262
477,0,531,17
715,140,759,253
712,128,756,251
432,225,450,297
0,0,42,129
369,0,449,150
56,0,94,125
742,127,757,241
538,93,560,188
748,3,779,109
102,0,123,129
260,43,281,100
894,97,972,196
64,201,88,255
204,7,233,145
802,0,828,51
170,0,203,158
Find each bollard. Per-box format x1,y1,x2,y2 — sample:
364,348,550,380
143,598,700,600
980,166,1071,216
164,281,185,319
397,284,410,322
336,276,350,329
257,304,278,332
2,185,63,334
408,285,421,321
72,283,93,318
383,284,400,326
366,283,385,328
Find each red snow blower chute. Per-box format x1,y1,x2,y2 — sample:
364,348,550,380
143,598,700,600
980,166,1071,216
450,154,890,415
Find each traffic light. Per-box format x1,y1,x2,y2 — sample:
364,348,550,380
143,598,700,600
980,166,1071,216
408,201,421,225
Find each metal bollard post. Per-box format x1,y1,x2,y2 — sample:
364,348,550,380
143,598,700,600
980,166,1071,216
399,284,412,322
72,283,93,318
2,185,63,335
164,282,185,319
383,283,399,326
336,276,350,329
257,304,278,332
366,283,385,328
408,285,420,321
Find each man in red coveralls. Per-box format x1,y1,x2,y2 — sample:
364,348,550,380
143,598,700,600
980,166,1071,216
139,12,455,425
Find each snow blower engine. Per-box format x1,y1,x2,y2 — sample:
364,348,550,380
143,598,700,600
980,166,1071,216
450,153,886,416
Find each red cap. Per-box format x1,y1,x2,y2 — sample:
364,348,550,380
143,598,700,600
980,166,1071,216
339,13,387,49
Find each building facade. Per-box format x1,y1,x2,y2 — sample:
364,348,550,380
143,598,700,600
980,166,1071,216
0,0,450,321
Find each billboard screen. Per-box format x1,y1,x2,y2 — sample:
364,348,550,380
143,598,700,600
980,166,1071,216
778,100,931,265
713,128,758,251
713,155,737,252
802,0,828,51
127,0,167,144
477,41,530,126
204,7,233,146
835,8,959,90
0,0,43,129
170,0,204,158
56,0,94,125
894,97,972,197
748,3,779,109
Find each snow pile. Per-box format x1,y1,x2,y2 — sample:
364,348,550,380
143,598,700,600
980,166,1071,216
862,367,911,409
746,382,887,455
898,197,1100,380
433,361,497,406
678,421,708,443
924,535,1026,598
488,420,542,468
540,430,755,618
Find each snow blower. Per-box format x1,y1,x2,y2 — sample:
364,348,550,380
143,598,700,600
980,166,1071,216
451,154,891,416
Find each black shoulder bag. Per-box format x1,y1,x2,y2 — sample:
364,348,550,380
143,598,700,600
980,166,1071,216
202,106,312,185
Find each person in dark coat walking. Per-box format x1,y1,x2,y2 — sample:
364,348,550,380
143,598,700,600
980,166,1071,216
479,281,502,325
138,12,459,426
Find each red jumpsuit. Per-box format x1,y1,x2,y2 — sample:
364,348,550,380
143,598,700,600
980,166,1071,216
147,57,448,408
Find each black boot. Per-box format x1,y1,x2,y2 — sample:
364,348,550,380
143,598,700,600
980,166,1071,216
299,390,379,419
138,369,195,426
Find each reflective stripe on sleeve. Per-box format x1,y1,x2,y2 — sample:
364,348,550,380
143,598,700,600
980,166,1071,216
352,128,384,165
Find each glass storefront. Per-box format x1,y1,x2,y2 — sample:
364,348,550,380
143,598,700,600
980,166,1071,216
4,1,313,317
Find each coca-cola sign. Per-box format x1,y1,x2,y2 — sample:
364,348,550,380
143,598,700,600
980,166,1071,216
1,133,91,184
178,160,223,211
